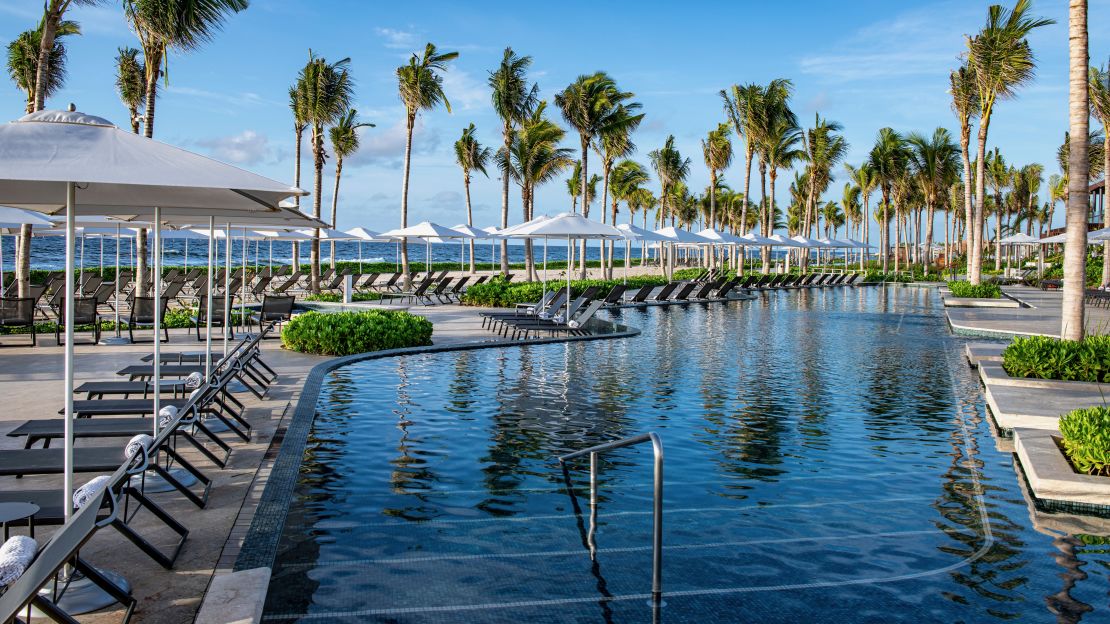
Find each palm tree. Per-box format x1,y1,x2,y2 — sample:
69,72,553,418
868,128,908,272
124,0,249,139
328,109,373,265
800,114,847,269
765,117,805,270
747,80,796,271
907,127,960,274
566,161,582,212
648,136,691,228
397,43,457,289
1090,64,1110,284
302,53,353,291
722,82,781,237
845,163,877,269
950,64,979,272
556,72,641,278
114,47,145,134
702,123,733,229
1062,0,1088,339
1047,173,1066,230
6,21,79,114
610,159,651,229
455,123,492,274
597,106,644,277
34,0,100,111
288,84,308,270
489,48,538,276
984,148,1011,270
966,0,1054,284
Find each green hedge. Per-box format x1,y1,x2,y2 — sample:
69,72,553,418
947,281,1002,298
1059,407,1110,475
302,292,381,303
461,275,673,308
280,310,433,356
1002,335,1110,383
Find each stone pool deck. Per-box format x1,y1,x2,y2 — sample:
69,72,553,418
0,304,506,624
946,285,1110,338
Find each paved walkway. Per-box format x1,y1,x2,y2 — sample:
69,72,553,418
945,286,1110,338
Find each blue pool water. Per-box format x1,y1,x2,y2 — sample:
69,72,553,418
263,286,1110,622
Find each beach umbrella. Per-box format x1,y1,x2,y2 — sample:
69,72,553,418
451,224,489,273
481,226,504,273
696,228,745,271
0,108,304,545
0,206,53,293
654,226,703,280
509,213,620,315
346,227,386,273
380,221,475,277
617,223,667,274
305,227,360,269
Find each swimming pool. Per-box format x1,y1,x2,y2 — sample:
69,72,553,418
261,286,1110,622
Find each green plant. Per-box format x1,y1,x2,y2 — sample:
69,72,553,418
1059,407,1110,476
947,281,1002,298
1002,335,1110,383
461,275,671,308
302,292,381,303
280,310,433,356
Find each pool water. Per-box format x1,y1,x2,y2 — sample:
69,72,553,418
263,286,1110,623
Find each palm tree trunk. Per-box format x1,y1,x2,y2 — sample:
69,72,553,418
971,115,992,285
523,186,535,282
465,172,475,274
143,51,161,139
602,161,611,279
1102,130,1110,286
310,124,324,293
33,1,62,112
1063,0,1089,340
994,201,1003,271
500,126,511,276
399,114,414,289
925,202,935,274
759,162,769,273
330,159,342,268
862,195,870,271
959,121,974,270
578,135,589,279
741,145,753,235
881,191,890,272
894,205,901,273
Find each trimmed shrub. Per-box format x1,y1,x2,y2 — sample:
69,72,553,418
281,310,433,356
302,292,381,303
1002,335,1110,383
1059,406,1110,475
461,275,671,308
947,281,1001,298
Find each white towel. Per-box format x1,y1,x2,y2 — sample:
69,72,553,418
158,405,179,429
567,319,580,329
72,475,111,510
184,371,202,389
125,434,154,460
0,535,38,586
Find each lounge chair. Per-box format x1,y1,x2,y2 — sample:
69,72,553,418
509,300,606,340
55,296,100,345
671,283,698,302
122,296,169,344
0,297,36,346
356,272,380,290
272,271,303,295
80,275,103,297
652,282,679,302
249,294,295,335
600,285,627,307
441,276,469,303
191,294,227,341
627,284,654,304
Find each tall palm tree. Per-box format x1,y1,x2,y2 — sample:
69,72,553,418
455,123,491,274
288,83,308,270
907,127,960,273
1062,0,1088,339
302,53,353,291
844,163,877,268
702,123,733,229
950,64,979,271
397,43,457,288
1089,64,1110,284
648,136,691,228
114,47,145,134
765,117,805,270
610,159,651,228
7,20,78,296
556,72,641,277
328,108,373,265
489,48,538,276
124,0,249,139
34,0,99,111
966,0,1054,284
597,106,643,277
1047,173,1066,230
868,128,908,272
800,114,847,269
984,148,1011,270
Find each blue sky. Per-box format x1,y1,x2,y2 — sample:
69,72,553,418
0,0,1104,240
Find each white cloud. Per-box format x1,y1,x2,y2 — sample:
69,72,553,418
196,130,282,166
165,85,284,110
426,190,462,206
345,110,441,169
375,27,419,50
442,70,487,112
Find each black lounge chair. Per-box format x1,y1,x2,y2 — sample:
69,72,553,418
249,294,295,335
356,272,381,290
55,296,100,345
272,272,303,294
652,282,679,302
383,278,435,305
442,276,469,303
510,300,606,340
0,475,136,624
690,282,717,300
601,285,627,307
671,283,698,301
627,284,654,304
714,280,738,300
0,297,36,346
122,296,169,344
191,294,227,341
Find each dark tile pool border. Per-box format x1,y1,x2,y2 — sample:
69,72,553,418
233,321,641,573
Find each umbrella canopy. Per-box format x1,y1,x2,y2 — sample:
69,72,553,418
766,233,806,247
510,212,620,238
0,109,304,216
654,225,704,244
790,235,832,248
346,227,387,241
617,223,669,242
144,228,207,240
500,215,551,236
844,238,874,249
480,225,504,237
0,205,53,229
1001,233,1042,244
738,231,777,246
450,224,490,238
381,220,475,239
695,228,745,245
817,237,856,248
1039,232,1069,243
307,227,360,240
255,228,313,240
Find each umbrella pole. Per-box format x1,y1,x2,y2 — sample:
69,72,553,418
63,182,76,522
625,239,630,285
206,217,215,379
358,240,362,274
99,237,104,277
542,236,547,312
152,206,162,437
185,238,189,271
269,240,273,274
0,231,5,295
567,237,572,317
241,230,248,334
224,223,232,356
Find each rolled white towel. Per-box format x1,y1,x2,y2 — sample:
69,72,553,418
72,475,111,510
124,433,154,460
567,319,580,329
158,405,179,429
189,388,203,401
0,535,38,586
184,371,202,389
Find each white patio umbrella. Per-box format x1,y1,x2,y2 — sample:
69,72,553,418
509,213,621,315
844,238,873,270
696,228,745,271
654,226,703,280
0,108,304,551
345,227,386,272
0,206,53,293
480,226,504,273
617,223,667,283
380,221,475,278
256,228,312,273
451,224,488,273
305,227,360,269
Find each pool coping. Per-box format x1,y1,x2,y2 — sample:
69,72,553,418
232,320,641,576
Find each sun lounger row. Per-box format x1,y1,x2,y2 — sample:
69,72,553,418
0,328,280,623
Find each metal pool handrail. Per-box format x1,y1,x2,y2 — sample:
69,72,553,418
558,432,664,606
